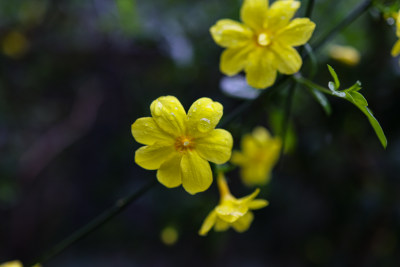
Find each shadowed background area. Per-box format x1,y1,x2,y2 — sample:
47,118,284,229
1,0,400,266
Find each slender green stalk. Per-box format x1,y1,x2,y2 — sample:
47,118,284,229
311,0,372,52
292,74,332,95
279,82,297,158
219,76,288,127
305,0,316,18
279,0,315,157
31,180,157,266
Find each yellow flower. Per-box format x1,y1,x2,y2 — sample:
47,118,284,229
210,0,315,89
231,127,281,186
2,30,29,59
131,96,233,195
328,44,360,66
0,261,23,267
199,173,268,236
160,226,179,246
0,261,40,267
392,11,400,57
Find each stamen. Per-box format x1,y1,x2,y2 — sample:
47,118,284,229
257,33,271,46
174,136,195,152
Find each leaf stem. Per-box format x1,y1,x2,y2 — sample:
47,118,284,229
292,74,332,95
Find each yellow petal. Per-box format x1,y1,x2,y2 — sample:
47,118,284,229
0,261,23,267
198,210,217,236
267,0,301,32
230,151,246,165
220,44,254,76
157,154,182,188
214,217,230,231
180,151,213,194
216,201,248,223
391,39,400,57
196,129,233,164
237,188,260,203
271,42,302,74
241,133,259,156
397,11,400,37
150,96,186,136
231,211,254,232
210,19,253,48
245,48,277,89
328,44,361,66
135,143,174,170
252,126,270,144
240,0,269,31
186,98,223,136
131,117,174,146
248,199,269,209
241,165,271,186
276,18,316,46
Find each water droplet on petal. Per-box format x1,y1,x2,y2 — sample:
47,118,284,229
154,101,163,116
198,118,211,133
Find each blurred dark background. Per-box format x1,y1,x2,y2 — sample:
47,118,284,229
1,0,400,266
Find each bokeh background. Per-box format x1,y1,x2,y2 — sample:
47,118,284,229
1,0,400,266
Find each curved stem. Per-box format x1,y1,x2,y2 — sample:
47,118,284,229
292,74,332,95
31,180,157,266
311,0,372,52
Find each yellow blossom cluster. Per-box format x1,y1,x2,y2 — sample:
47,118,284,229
131,0,318,236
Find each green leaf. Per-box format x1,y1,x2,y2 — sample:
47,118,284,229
354,103,387,149
345,81,362,92
327,65,340,89
342,91,387,149
347,91,368,107
307,87,332,115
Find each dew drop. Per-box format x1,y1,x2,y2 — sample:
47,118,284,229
198,118,211,133
153,101,163,116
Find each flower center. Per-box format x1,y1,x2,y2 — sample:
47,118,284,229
174,136,195,153
256,33,271,46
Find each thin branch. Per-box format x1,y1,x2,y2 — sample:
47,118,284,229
31,180,157,266
279,82,297,159
311,0,372,52
305,0,316,18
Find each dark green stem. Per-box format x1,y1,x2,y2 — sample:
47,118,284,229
311,0,372,52
305,0,316,18
219,76,288,127
279,82,297,158
31,180,157,266
292,74,333,95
